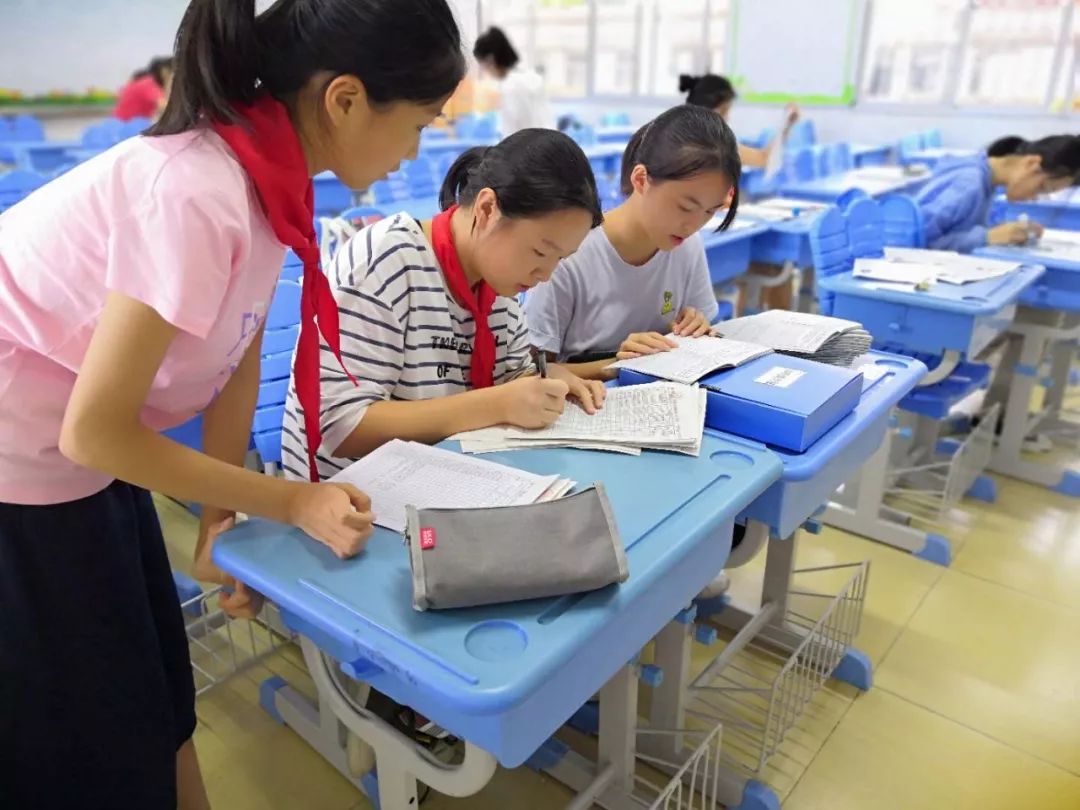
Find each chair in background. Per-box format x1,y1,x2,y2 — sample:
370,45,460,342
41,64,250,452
470,114,499,141
601,112,630,126
786,120,817,148
825,142,853,176
118,117,152,139
879,193,925,248
845,197,885,260
80,118,125,150
836,187,869,211
313,171,353,216
897,132,924,165
0,169,46,212
404,156,438,200
253,280,303,474
783,146,817,183
807,205,852,316
922,129,943,149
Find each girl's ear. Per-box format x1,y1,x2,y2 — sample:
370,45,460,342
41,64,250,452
472,187,501,233
324,75,370,128
1021,153,1043,175
630,163,650,196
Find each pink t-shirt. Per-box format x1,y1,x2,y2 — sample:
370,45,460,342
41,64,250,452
0,129,285,505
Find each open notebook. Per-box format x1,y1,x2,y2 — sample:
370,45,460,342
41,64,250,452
611,335,772,385
452,381,707,457
330,439,575,534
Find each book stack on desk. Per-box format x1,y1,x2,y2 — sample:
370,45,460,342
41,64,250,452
452,382,707,457
713,310,873,367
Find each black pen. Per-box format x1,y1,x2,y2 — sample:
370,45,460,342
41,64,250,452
537,352,549,379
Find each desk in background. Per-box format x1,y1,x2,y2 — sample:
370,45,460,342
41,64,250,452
975,243,1080,497
900,146,977,169
849,142,892,168
993,187,1080,230
782,167,930,204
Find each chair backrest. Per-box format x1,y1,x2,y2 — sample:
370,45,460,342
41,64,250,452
807,205,851,315
266,279,302,330
827,142,853,175
878,193,925,248
923,128,943,148
786,119,816,148
601,112,630,127
12,114,44,141
897,132,922,161
836,187,869,211
118,117,151,139
81,118,124,148
784,146,817,183
0,169,46,210
846,198,885,259
341,205,386,229
405,157,438,198
312,172,353,216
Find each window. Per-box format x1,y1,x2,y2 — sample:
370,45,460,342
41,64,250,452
593,0,648,95
860,0,969,103
534,0,591,97
648,0,710,96
956,0,1071,106
706,0,731,73
1050,0,1079,110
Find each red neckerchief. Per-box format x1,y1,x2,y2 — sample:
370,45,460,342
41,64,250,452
213,96,356,481
430,205,497,389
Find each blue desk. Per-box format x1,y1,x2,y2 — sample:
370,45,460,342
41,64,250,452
582,143,626,178
700,218,771,287
818,263,1044,357
993,189,1080,230
850,143,891,168
782,168,929,204
638,351,925,810
974,245,1080,496
418,137,495,158
213,436,781,807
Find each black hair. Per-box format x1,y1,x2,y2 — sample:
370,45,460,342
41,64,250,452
149,0,465,136
473,26,520,71
619,105,742,230
147,57,174,88
680,73,737,110
439,129,603,228
987,134,1080,180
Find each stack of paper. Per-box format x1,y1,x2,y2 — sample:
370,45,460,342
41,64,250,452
329,439,575,534
714,310,872,367
453,382,708,457
1031,228,1080,260
853,257,939,286
878,247,1021,284
611,335,772,384
756,197,830,214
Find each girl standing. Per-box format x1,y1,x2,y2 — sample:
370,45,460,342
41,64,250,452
0,0,465,807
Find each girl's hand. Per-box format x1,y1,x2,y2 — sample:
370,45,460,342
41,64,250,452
546,364,607,415
988,222,1032,246
286,483,376,559
192,516,265,620
617,332,678,360
498,376,570,428
672,307,712,337
783,103,800,132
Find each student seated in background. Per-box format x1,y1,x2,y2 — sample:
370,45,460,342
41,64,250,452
114,56,173,122
680,73,799,169
280,129,605,480
916,134,1080,252
524,104,739,380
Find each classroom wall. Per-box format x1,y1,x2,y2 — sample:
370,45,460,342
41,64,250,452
554,98,1074,151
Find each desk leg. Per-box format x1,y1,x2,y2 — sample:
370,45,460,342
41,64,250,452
821,431,952,565
989,318,1080,496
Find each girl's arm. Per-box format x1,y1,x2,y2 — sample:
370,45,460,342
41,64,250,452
60,293,372,558
193,323,265,576
561,357,618,381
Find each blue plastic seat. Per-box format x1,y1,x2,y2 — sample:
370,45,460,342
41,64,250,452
118,117,152,139
0,169,47,211
313,172,353,216
845,198,885,260
922,129,943,149
808,206,851,316
836,187,869,211
879,194,925,248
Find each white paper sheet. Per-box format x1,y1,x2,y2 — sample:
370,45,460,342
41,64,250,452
611,335,772,385
853,258,939,285
756,197,830,214
330,440,561,533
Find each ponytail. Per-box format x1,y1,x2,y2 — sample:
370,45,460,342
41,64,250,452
678,74,701,94
149,0,259,135
439,147,490,210
438,129,603,227
988,136,1025,157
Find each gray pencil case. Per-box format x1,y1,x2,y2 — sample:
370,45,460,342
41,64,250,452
404,484,629,611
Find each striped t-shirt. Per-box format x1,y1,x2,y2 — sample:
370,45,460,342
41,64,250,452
281,212,535,481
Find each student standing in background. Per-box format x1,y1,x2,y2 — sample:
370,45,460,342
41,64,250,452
473,26,552,135
0,0,465,806
114,56,174,121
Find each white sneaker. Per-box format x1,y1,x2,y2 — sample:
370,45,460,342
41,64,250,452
698,572,731,599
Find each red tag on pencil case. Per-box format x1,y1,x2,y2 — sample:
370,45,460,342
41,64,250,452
419,528,437,550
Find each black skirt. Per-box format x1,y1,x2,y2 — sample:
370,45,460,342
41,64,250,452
0,480,196,809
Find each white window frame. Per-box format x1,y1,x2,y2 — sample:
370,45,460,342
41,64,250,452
478,0,1078,116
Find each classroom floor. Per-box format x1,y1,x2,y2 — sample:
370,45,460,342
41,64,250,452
157,439,1080,810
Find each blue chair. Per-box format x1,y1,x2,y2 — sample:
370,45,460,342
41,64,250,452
879,193,925,248
313,172,353,216
845,198,885,260
807,205,853,316
11,115,44,142
420,129,450,143
836,188,869,211
568,124,597,148
786,120,816,148
118,117,152,139
81,118,124,150
0,169,46,212
454,113,478,139
601,112,630,127
262,280,301,354
923,129,943,149
897,133,924,165
254,279,304,473
826,142,853,175
783,146,817,183
340,205,387,229
404,157,438,199
471,114,499,141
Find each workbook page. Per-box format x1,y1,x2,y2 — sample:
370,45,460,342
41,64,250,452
611,335,771,385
